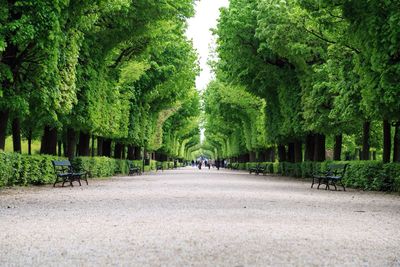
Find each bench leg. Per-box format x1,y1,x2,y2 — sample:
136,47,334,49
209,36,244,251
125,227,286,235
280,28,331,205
332,180,337,191
339,180,346,191
53,177,59,187
325,179,330,190
82,174,88,185
317,178,323,189
62,177,68,187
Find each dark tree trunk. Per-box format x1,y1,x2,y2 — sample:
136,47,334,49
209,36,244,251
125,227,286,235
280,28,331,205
288,143,295,163
114,142,123,159
78,132,90,156
362,121,371,160
304,133,315,161
383,120,391,163
97,137,103,156
393,123,400,162
258,150,266,162
313,134,326,162
333,134,343,161
91,135,95,157
66,128,78,160
265,147,275,162
0,110,9,150
278,145,286,162
40,126,57,155
27,130,32,155
121,145,126,159
249,151,256,162
270,148,276,162
134,146,142,160
102,139,112,157
12,118,21,153
127,145,135,160
294,140,302,163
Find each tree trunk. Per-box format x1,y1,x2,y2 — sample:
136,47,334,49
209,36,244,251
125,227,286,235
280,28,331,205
393,123,400,162
66,128,78,160
278,145,286,162
27,130,32,155
294,140,302,163
78,132,90,156
40,126,57,155
304,133,315,161
288,143,295,163
57,140,62,156
265,147,275,162
102,139,112,157
97,137,103,156
249,151,256,162
127,145,135,160
12,118,21,153
383,120,391,163
313,134,326,162
134,146,142,160
270,148,276,162
362,121,370,160
122,145,126,159
91,135,95,157
333,134,343,161
0,110,9,150
114,142,123,159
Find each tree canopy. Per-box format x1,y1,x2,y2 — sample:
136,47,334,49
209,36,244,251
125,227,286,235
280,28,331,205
203,0,400,163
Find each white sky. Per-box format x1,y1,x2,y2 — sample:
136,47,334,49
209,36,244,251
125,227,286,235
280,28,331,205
186,0,229,91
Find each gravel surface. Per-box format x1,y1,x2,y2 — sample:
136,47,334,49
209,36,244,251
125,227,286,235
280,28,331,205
1,168,399,266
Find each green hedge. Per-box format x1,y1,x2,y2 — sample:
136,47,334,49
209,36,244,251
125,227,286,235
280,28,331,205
0,152,171,187
0,152,60,186
232,160,400,192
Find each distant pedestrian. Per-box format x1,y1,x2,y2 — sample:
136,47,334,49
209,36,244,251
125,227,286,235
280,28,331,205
216,159,220,170
198,161,202,170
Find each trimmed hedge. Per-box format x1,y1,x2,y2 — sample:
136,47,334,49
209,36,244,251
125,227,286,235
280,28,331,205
230,160,400,192
0,152,61,186
0,152,176,187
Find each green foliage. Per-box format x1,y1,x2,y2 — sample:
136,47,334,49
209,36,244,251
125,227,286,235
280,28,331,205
0,152,166,187
242,159,400,192
343,161,384,191
203,80,267,158
0,152,59,186
1,0,199,162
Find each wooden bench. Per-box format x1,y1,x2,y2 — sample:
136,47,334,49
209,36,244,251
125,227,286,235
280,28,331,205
261,164,274,176
249,163,266,175
156,162,163,172
129,162,142,176
311,164,348,191
52,160,88,187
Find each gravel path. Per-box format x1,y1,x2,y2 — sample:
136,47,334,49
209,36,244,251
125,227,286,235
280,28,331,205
1,168,399,266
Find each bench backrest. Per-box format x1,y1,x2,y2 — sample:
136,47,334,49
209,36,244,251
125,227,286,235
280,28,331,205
52,160,72,174
327,164,348,177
